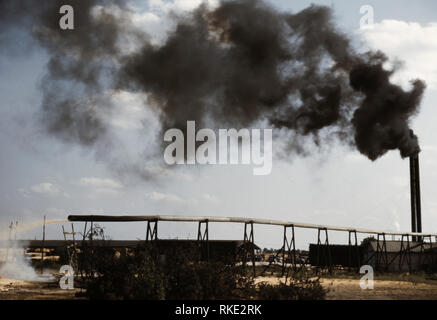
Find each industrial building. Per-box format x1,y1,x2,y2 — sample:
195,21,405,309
309,239,437,272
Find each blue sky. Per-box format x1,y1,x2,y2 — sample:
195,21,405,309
0,0,436,249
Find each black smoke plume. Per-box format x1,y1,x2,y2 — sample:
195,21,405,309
0,0,426,174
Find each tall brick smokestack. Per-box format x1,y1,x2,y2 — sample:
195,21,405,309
409,152,422,241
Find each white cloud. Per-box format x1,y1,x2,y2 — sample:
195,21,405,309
147,191,193,204
148,0,218,15
106,91,151,131
358,20,437,88
18,182,69,198
76,177,123,195
96,0,220,48
201,193,219,204
30,182,59,195
77,177,123,189
27,183,59,196
139,166,193,181
146,191,219,205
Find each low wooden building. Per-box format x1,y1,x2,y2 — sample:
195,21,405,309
362,240,437,272
308,240,437,272
0,239,260,264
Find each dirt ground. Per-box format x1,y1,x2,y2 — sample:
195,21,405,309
255,275,437,300
0,277,82,300
256,277,437,300
321,278,437,300
2,274,437,300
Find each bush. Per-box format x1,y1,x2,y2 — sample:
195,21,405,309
84,246,166,300
78,243,255,300
257,278,326,300
159,244,256,300
75,231,326,300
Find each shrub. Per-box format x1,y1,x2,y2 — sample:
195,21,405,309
76,230,325,300
257,278,326,300
78,243,256,300
84,246,166,300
